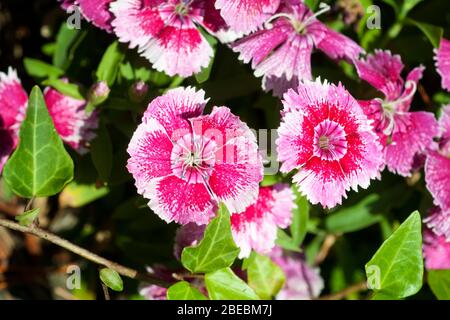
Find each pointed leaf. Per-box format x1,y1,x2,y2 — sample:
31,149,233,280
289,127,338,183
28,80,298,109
205,268,259,300
428,270,450,300
167,281,208,300
3,86,74,198
96,41,125,86
245,252,285,300
181,203,239,273
365,211,423,299
291,186,309,245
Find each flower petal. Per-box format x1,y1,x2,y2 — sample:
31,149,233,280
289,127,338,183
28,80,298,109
77,0,114,32
355,50,404,100
314,25,363,61
44,86,98,154
215,0,280,34
386,112,439,176
127,117,174,194
144,175,214,225
0,67,28,135
192,106,263,213
425,150,450,212
231,184,294,258
435,38,450,91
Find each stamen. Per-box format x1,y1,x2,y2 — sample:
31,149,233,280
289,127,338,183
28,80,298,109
264,13,298,30
301,2,331,29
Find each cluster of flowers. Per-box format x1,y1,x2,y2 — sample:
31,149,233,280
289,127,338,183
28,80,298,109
1,0,449,298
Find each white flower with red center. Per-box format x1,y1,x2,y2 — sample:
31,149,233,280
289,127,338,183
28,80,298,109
435,38,450,91
215,0,280,34
356,50,440,177
232,0,363,97
276,79,383,209
110,0,230,77
126,87,263,225
230,183,295,258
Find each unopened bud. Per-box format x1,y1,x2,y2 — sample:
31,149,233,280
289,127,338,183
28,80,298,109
128,81,149,103
88,81,110,106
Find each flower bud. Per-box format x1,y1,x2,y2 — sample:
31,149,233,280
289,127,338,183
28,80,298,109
88,81,110,107
128,81,149,103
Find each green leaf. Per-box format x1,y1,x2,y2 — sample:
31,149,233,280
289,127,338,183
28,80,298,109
99,268,123,292
15,208,40,226
3,86,74,198
195,32,217,84
428,270,450,300
275,229,301,252
96,41,125,86
53,23,86,70
59,182,109,208
41,78,84,100
205,268,259,300
90,122,113,182
181,203,240,273
325,194,383,233
245,252,285,300
291,186,309,246
23,58,64,79
167,281,208,300
406,19,443,48
365,211,423,299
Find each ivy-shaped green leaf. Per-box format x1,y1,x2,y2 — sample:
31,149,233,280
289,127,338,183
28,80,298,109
428,270,450,300
3,86,74,198
182,203,239,273
167,281,208,300
205,268,259,300
245,252,285,300
365,211,423,299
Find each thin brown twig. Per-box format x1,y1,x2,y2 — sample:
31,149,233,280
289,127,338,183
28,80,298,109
314,234,338,266
0,218,169,287
101,282,111,300
317,281,368,300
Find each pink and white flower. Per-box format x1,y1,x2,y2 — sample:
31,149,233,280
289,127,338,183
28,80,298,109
215,0,280,34
0,68,98,158
356,50,439,177
110,0,230,77
0,68,29,172
270,247,323,300
43,85,99,154
59,0,114,33
230,184,294,258
232,1,363,96
423,228,450,270
424,105,450,238
140,285,167,300
276,79,383,208
424,207,450,242
127,87,263,225
435,38,450,91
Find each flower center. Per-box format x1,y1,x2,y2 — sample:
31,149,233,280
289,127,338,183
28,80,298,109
171,133,216,183
264,3,330,34
175,0,191,16
313,120,348,161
